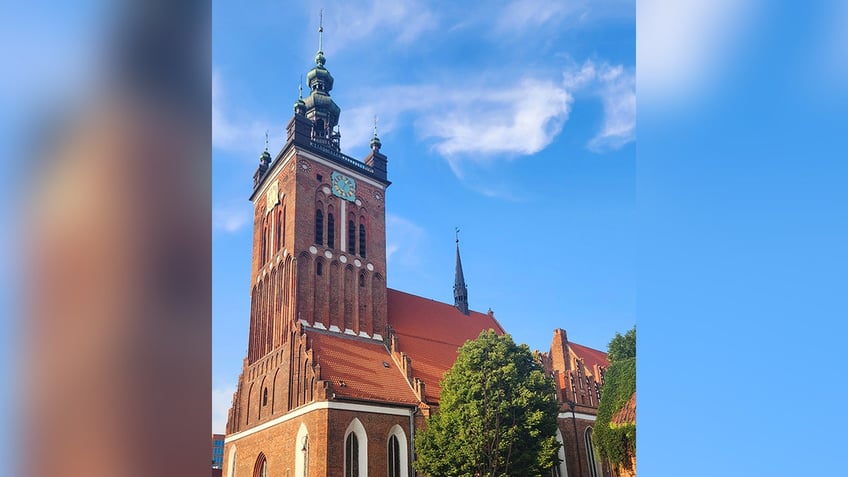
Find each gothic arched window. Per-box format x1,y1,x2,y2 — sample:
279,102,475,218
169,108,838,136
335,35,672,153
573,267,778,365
262,388,268,406
345,433,359,477
316,261,323,276
585,427,600,477
387,435,401,477
315,209,324,245
327,213,335,248
253,453,267,477
348,220,355,254
359,224,366,258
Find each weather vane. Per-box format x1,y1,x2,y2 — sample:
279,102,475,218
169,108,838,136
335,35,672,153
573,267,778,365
373,115,378,137
264,129,269,152
455,227,460,243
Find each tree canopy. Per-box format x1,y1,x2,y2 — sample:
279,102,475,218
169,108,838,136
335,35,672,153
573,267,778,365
594,326,636,466
414,330,561,477
606,326,636,363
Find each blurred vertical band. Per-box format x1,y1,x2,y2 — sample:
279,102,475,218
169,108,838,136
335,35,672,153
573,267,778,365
16,1,211,476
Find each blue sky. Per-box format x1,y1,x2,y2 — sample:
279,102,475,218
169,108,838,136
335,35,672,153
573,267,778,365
212,0,635,432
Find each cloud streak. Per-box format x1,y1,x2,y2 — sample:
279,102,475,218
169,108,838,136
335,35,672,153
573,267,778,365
563,60,636,152
213,70,276,155
213,203,251,233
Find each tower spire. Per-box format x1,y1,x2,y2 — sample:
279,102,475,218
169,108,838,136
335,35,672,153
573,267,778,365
318,9,324,54
453,228,469,315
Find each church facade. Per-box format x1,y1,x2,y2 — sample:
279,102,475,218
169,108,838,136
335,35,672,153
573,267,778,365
223,30,616,477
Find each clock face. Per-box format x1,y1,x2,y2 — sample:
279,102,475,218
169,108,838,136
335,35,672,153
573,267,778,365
331,172,356,202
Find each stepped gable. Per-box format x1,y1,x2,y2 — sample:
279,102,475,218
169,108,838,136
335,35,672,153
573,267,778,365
569,341,609,374
305,329,419,405
386,288,505,404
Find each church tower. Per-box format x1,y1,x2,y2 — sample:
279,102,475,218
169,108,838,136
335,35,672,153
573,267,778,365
227,19,392,438
245,17,391,366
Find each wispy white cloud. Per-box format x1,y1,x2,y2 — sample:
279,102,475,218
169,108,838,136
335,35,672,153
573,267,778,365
213,70,276,155
213,203,251,233
563,60,636,152
420,79,572,159
386,213,425,267
325,0,438,49
495,0,633,33
212,383,236,434
344,80,571,176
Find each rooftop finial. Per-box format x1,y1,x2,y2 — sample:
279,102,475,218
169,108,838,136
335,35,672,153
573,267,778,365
318,9,324,53
455,226,460,243
298,75,303,99
264,129,269,152
373,115,378,138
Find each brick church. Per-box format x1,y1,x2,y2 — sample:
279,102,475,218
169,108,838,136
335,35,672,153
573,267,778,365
223,25,616,477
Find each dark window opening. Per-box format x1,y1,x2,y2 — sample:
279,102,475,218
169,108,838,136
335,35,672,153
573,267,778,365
359,224,366,259
262,388,268,406
359,274,365,287
348,220,355,254
316,174,323,182
316,262,323,276
345,433,359,477
315,209,324,245
388,435,401,477
327,214,335,248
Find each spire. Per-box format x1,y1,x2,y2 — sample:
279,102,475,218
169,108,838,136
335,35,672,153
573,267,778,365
453,228,469,315
314,9,326,67
303,10,340,148
370,114,382,151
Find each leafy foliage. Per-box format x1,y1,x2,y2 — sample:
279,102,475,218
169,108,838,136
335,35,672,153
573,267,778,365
593,356,636,466
414,330,561,477
606,326,636,363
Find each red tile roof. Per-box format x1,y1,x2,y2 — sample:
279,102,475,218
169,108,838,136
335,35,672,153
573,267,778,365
305,330,419,405
569,341,609,374
612,392,636,426
386,288,506,404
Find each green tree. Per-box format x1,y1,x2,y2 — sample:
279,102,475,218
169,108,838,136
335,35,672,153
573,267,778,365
606,326,635,363
594,326,636,466
414,330,560,477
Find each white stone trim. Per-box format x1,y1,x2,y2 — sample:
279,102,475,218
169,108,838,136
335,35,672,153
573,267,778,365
224,401,413,443
558,412,597,421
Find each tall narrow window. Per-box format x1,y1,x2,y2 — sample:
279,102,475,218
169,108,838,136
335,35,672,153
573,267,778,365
253,454,268,477
327,214,335,248
387,435,401,477
260,225,267,265
301,435,309,477
262,388,268,406
359,224,366,258
348,220,355,254
276,210,282,252
316,262,323,276
585,427,599,477
281,205,287,248
315,209,324,245
345,433,359,477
